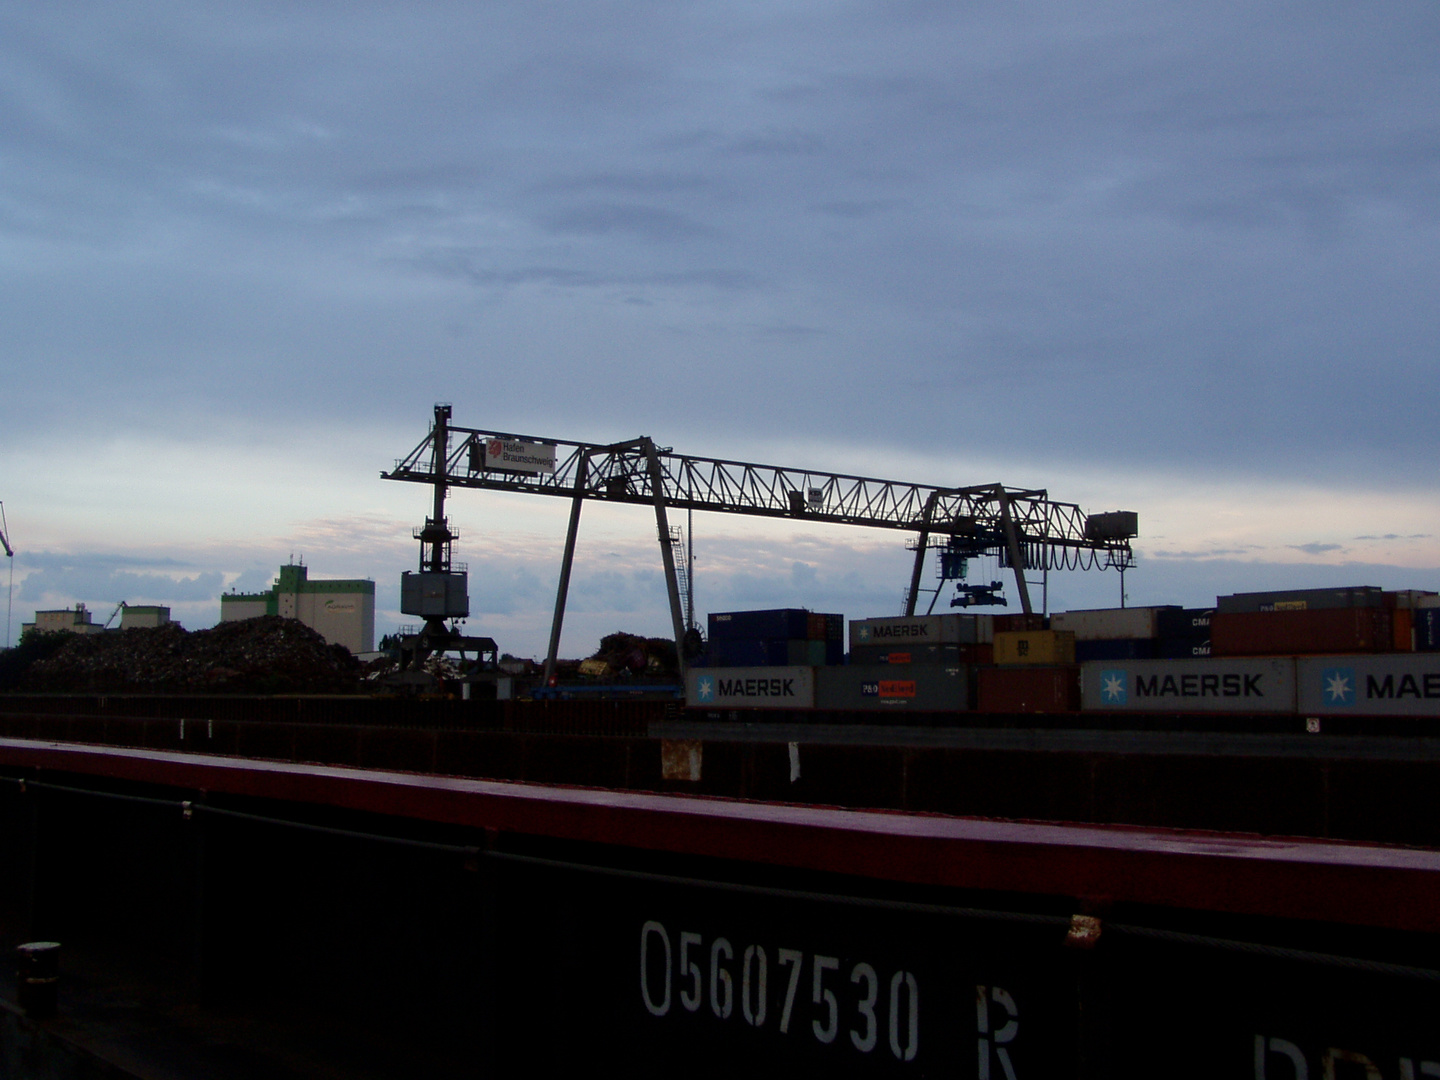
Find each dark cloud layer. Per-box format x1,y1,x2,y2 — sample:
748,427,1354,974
2,2,1437,581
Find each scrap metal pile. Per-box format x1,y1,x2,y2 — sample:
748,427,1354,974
18,616,361,694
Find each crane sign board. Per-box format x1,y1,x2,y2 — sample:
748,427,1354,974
481,438,557,474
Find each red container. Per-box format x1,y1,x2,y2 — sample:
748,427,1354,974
976,665,1079,713
1210,608,1393,656
992,613,1049,633
1393,608,1414,652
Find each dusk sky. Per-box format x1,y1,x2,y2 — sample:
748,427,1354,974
3,1,1437,657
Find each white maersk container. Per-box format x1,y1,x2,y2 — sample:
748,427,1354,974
1050,607,1177,641
1297,655,1440,716
687,667,815,709
1081,658,1296,713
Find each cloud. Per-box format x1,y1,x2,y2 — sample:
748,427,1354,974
1289,543,1344,556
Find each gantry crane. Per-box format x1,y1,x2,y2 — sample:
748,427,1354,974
384,406,1137,681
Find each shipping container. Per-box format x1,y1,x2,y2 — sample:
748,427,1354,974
687,666,815,709
994,630,1076,666
815,664,968,712
992,613,1048,632
1393,608,1414,652
848,643,992,666
1296,655,1440,716
976,666,1079,713
1080,658,1296,713
1153,638,1212,660
708,609,811,642
1074,638,1157,663
1211,608,1393,656
1154,608,1213,640
1216,587,1385,614
1387,590,1440,609
848,613,992,648
705,640,785,668
1050,606,1180,641
1417,609,1440,652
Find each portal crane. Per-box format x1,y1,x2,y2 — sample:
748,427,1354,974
384,407,1138,682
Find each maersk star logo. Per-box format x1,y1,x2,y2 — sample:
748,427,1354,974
1321,667,1356,706
1100,669,1127,705
857,625,871,643
696,675,715,702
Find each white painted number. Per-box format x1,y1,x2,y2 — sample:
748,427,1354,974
742,944,768,1027
850,962,878,1053
680,931,702,1012
710,938,733,1019
777,948,804,1034
640,921,921,1064
812,954,839,1044
640,921,671,1017
889,970,919,1061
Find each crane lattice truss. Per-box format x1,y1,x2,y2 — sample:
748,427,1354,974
383,411,1135,676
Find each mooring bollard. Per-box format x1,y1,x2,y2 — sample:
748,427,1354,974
15,941,61,1018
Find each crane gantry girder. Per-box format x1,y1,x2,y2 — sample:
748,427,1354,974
382,423,1133,567
383,411,1136,681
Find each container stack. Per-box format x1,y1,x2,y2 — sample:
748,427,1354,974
1212,588,1393,657
704,609,844,667
687,585,1440,720
1047,606,1214,661
817,614,992,715
979,628,1079,713
848,613,994,666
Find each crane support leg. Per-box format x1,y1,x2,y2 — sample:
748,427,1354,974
904,529,929,617
996,488,1033,616
645,441,689,682
544,452,589,684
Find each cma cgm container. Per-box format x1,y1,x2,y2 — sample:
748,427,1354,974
687,666,815,709
1211,608,1393,656
1081,658,1297,713
815,664,968,712
976,666,1079,713
994,630,1076,665
1050,606,1179,641
849,614,992,648
1297,655,1440,716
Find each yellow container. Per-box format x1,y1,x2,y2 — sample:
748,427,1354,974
993,630,1076,665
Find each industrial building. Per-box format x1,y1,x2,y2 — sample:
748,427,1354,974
21,603,105,636
22,603,173,636
220,562,375,654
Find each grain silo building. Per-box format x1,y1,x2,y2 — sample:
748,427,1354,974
220,563,375,654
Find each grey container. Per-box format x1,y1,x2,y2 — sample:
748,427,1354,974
816,664,969,712
849,643,970,666
849,614,992,648
1081,658,1296,713
1216,587,1385,614
687,666,815,709
1296,655,1440,716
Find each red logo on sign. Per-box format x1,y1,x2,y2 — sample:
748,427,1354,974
488,439,504,457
